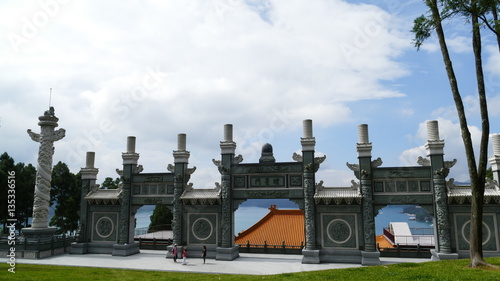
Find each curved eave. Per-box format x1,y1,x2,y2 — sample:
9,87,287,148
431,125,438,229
181,189,221,205
448,188,500,204
314,187,362,205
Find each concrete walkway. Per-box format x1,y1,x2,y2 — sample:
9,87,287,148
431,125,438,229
1,250,432,275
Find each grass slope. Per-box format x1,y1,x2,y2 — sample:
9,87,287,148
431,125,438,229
1,258,499,280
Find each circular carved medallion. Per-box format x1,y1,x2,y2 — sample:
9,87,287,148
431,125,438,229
96,216,114,238
461,220,491,246
192,218,213,241
327,219,352,244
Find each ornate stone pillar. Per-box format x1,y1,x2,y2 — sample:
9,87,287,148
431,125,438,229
23,107,65,242
425,120,457,260
117,137,139,245
216,124,240,260
301,119,320,264
357,124,380,265
433,171,451,254
26,107,66,229
172,134,189,246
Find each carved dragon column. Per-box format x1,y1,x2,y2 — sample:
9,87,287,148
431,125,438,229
117,137,139,244
216,124,240,261
426,120,456,260
172,133,189,246
357,124,380,265
301,119,321,264
26,107,66,230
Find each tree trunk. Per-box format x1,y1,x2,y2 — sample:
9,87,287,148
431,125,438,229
469,6,490,267
427,0,489,267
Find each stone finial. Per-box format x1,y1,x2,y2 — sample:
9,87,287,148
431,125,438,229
358,124,369,144
492,134,500,156
86,152,95,168
303,119,313,138
427,120,440,141
259,143,276,163
224,124,233,142
127,136,136,153
177,133,186,151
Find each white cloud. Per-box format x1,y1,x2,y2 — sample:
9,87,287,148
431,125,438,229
399,118,486,182
447,35,471,53
0,0,415,186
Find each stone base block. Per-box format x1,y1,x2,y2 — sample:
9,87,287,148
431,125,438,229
112,243,140,256
430,249,459,261
21,227,57,242
302,249,320,264
216,246,239,261
319,249,362,264
70,242,88,254
361,251,381,266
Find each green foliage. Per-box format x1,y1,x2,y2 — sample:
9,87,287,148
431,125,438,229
486,166,493,179
412,15,434,50
0,152,36,233
101,177,120,189
49,161,81,234
148,205,173,231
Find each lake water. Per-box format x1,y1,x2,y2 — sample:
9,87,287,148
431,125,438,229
134,204,434,236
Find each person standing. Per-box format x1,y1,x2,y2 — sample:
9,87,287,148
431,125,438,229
201,246,207,264
171,244,178,262
182,247,188,265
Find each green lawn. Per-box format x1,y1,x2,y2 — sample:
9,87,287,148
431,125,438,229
1,258,499,280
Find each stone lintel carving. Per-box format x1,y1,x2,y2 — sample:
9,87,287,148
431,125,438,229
485,178,499,191
417,156,430,166
444,159,457,169
346,162,359,171
186,166,196,175
167,163,175,173
134,165,144,174
233,154,243,165
351,180,360,191
371,157,382,168
292,152,303,162
315,180,324,191
212,159,221,167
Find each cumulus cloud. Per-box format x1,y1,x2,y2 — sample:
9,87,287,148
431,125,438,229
0,0,414,186
399,118,486,182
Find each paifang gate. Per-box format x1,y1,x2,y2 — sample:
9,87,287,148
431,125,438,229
72,120,500,265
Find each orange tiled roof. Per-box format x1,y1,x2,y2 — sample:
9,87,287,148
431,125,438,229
235,205,304,246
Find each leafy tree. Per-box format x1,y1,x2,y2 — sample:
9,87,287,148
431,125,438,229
15,162,36,229
0,153,36,233
0,152,16,233
49,161,81,234
148,205,173,231
412,0,499,267
101,177,120,189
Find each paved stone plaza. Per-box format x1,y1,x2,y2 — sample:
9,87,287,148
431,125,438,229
0,250,430,275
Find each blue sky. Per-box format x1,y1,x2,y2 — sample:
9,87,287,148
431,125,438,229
1,0,499,188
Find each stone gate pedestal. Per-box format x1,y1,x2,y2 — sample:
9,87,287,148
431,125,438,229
302,249,320,264
112,243,140,256
430,250,459,261
361,251,381,266
216,246,239,261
